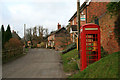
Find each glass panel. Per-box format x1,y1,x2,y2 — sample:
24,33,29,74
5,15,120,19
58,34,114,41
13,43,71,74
86,34,98,66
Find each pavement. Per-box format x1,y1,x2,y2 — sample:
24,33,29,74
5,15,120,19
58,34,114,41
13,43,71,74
2,48,66,78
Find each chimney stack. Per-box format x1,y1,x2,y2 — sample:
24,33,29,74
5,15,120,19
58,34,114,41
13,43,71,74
12,30,14,33
58,23,61,30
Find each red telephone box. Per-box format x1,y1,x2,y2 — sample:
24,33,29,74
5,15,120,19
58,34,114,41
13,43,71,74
80,23,101,71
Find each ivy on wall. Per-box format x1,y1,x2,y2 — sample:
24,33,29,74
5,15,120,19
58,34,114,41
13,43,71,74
107,1,120,46
106,1,120,15
114,14,120,46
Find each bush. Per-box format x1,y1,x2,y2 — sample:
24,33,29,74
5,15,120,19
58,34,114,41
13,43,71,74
3,38,24,64
40,42,46,48
62,42,77,54
4,38,23,50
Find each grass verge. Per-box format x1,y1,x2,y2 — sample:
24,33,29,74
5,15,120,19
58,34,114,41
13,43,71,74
61,48,79,72
69,51,120,78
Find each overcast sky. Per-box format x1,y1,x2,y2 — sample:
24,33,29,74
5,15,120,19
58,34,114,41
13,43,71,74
0,0,85,38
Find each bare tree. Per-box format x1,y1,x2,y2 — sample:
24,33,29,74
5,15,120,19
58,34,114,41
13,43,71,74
26,28,32,41
33,26,37,36
44,28,48,37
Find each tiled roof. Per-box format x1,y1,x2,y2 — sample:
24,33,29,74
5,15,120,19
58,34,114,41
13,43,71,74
49,27,66,36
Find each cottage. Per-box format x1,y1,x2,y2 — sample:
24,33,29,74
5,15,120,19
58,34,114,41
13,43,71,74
48,23,71,51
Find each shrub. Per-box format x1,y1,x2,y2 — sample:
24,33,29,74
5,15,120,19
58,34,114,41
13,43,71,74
4,38,23,50
40,42,46,48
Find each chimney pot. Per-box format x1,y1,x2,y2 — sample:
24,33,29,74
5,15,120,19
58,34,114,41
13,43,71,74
58,23,61,30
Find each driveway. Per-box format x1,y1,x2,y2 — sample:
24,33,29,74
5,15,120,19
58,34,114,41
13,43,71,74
2,48,66,78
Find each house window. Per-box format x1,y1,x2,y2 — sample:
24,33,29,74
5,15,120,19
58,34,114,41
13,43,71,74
95,18,99,25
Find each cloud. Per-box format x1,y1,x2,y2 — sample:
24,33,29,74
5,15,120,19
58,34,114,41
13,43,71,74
1,0,76,3
1,0,81,38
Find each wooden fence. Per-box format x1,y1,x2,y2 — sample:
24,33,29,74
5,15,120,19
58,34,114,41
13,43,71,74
2,48,24,63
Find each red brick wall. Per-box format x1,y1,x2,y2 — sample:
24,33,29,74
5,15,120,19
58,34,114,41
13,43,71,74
87,2,109,23
99,13,120,54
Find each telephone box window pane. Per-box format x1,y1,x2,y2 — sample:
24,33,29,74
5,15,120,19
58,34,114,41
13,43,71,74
86,34,99,65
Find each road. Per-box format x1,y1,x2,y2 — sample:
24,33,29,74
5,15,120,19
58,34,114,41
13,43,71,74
2,48,66,78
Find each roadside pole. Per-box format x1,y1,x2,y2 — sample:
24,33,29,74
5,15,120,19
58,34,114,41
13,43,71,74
77,0,80,58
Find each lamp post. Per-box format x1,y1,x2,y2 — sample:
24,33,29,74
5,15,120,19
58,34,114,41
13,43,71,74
77,0,80,58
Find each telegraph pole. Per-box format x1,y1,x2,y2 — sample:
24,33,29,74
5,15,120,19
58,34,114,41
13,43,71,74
24,24,26,45
77,0,80,58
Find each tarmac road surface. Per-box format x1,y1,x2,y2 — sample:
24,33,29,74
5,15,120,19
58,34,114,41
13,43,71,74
2,48,66,78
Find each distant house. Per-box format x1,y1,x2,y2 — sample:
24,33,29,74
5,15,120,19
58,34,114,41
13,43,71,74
48,23,71,51
48,32,55,48
27,41,31,47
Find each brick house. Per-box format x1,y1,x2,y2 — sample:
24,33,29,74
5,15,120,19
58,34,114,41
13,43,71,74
48,23,71,51
48,32,55,48
68,13,78,43
68,0,120,53
68,0,109,50
69,0,109,26
79,1,120,53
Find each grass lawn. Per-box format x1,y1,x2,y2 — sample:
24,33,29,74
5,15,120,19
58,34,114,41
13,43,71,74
69,51,119,78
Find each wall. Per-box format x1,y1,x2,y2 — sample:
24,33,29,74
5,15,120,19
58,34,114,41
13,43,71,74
87,2,109,23
99,13,120,54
